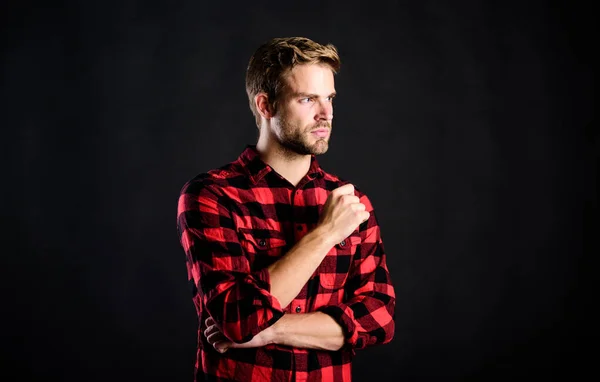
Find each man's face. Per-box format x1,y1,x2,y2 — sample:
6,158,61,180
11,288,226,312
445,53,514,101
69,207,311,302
271,64,336,156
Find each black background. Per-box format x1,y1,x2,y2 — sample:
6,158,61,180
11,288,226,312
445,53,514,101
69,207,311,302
2,0,596,381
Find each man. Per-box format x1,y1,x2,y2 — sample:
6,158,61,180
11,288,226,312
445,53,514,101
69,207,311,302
177,37,395,381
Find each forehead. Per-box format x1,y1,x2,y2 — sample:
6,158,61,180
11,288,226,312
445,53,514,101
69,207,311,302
282,64,335,94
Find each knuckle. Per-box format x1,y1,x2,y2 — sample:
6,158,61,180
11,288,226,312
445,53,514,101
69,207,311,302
336,184,353,194
347,196,359,206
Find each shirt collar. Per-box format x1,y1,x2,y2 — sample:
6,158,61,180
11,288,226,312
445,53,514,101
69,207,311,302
238,144,325,185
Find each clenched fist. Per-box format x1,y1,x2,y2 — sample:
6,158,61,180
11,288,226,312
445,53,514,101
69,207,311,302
317,183,369,245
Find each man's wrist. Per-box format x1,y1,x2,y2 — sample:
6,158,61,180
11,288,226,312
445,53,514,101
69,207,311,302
307,224,337,250
266,316,285,345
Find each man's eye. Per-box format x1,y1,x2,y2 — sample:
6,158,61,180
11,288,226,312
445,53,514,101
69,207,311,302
300,98,312,103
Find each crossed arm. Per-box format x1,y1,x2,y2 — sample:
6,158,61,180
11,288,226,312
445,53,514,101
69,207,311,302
204,311,345,353
177,183,395,353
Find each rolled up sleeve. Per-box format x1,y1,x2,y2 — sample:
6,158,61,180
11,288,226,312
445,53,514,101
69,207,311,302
177,180,284,343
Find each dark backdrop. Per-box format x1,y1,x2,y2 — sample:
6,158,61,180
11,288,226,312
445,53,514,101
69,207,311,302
2,0,595,381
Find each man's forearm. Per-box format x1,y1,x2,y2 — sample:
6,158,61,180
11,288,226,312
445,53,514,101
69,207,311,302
268,311,345,351
268,227,334,309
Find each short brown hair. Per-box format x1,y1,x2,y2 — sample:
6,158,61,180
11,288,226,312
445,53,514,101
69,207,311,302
245,37,341,127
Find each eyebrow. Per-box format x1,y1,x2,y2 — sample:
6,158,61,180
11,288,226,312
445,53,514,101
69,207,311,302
292,92,337,98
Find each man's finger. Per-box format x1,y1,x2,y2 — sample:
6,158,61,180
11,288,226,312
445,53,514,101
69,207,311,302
214,341,230,353
361,211,370,223
203,324,220,340
333,183,354,196
341,195,360,205
205,316,215,328
207,331,227,346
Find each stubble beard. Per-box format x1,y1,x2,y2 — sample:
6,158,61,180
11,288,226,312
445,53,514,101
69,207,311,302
277,117,331,157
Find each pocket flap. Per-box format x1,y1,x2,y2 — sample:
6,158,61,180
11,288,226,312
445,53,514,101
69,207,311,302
239,231,287,250
335,232,361,249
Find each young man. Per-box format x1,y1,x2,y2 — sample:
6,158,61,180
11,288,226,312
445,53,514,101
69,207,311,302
177,37,395,381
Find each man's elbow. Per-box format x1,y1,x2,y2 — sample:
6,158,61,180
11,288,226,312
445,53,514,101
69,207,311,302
378,300,396,345
381,320,395,345
368,320,395,347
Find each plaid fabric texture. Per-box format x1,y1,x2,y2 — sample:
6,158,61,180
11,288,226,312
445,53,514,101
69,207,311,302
177,145,395,381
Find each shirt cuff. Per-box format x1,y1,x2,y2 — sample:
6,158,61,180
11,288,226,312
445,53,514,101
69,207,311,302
253,268,283,312
317,305,359,348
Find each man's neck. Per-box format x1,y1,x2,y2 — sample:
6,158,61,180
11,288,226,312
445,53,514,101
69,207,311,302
256,139,311,188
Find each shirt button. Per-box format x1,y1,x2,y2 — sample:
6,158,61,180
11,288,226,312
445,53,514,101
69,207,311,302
258,239,266,247
297,225,303,231
340,240,346,247
295,306,301,313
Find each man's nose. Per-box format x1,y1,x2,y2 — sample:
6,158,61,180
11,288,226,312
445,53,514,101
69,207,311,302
316,100,333,121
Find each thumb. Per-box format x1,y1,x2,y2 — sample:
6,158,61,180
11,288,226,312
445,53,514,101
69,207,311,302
216,343,230,353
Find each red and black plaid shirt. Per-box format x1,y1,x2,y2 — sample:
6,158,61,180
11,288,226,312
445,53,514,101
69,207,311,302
177,145,395,381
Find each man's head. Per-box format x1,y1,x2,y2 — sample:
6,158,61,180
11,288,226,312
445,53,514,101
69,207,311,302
246,37,340,156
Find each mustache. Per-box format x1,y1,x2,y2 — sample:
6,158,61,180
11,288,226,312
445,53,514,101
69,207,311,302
310,122,331,130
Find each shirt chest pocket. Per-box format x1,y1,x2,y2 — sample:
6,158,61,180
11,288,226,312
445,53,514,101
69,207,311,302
317,232,361,289
238,230,287,270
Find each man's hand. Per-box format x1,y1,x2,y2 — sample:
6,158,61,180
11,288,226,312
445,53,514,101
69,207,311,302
204,316,274,353
317,183,370,245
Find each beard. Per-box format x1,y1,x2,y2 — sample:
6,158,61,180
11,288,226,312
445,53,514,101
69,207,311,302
276,116,331,156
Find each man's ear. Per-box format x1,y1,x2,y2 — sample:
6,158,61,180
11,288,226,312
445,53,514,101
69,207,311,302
255,93,274,119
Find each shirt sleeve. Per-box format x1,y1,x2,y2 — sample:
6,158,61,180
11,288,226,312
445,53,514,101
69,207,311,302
317,193,396,351
177,178,285,343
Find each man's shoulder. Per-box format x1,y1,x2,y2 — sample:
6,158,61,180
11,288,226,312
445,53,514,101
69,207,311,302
321,170,370,199
179,159,248,199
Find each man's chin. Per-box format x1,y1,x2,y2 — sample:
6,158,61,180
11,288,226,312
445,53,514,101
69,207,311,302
281,137,329,156
310,140,329,155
